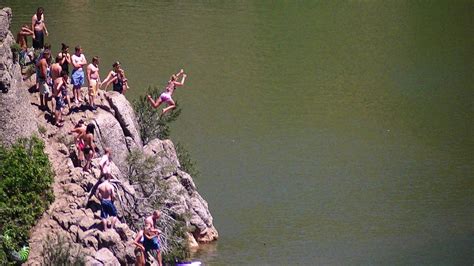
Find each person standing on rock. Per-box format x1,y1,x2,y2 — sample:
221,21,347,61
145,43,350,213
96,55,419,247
96,173,118,231
86,56,101,110
144,210,163,266
37,49,52,112
147,69,187,117
31,7,48,50
58,43,71,73
53,70,69,127
71,45,87,105
101,61,129,94
69,119,86,165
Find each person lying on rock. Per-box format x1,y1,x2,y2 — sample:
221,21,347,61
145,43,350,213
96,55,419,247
144,210,163,266
133,229,146,266
96,173,118,231
147,69,187,117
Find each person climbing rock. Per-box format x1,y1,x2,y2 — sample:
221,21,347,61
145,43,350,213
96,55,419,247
144,210,163,266
96,173,119,231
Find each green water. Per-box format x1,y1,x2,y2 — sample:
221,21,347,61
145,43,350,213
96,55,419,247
4,1,473,264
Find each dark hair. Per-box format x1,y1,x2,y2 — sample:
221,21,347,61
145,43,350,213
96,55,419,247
75,119,84,128
112,61,120,68
86,123,95,134
75,45,81,52
36,7,44,20
61,43,69,51
92,56,99,63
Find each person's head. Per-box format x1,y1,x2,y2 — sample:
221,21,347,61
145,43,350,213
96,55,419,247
61,43,69,52
152,210,161,220
44,43,51,50
170,74,177,81
22,24,30,29
42,49,51,60
55,54,63,63
75,119,84,128
86,123,95,134
36,7,44,19
112,61,121,71
75,45,82,55
92,56,99,65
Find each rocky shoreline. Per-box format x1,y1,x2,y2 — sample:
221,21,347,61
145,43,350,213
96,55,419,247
0,7,217,265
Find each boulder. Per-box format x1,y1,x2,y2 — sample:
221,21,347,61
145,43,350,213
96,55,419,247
92,109,129,173
94,248,120,265
106,91,143,149
143,138,180,178
0,7,38,146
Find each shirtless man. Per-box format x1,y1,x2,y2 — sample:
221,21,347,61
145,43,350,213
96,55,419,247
147,69,187,116
71,45,87,105
37,49,52,111
96,174,118,231
144,210,163,266
86,56,101,109
31,7,48,50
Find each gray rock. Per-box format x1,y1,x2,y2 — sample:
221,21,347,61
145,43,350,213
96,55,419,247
92,109,129,173
0,7,38,146
106,91,143,149
94,248,120,265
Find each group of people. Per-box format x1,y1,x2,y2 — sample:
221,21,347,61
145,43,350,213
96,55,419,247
15,7,197,265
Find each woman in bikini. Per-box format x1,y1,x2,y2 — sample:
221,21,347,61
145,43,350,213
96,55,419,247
147,69,187,116
101,61,129,94
69,120,86,165
58,43,71,73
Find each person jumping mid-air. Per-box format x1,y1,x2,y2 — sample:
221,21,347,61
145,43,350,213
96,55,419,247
147,69,187,116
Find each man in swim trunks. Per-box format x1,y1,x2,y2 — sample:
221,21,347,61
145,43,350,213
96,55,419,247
37,49,52,111
144,210,163,266
96,173,118,231
71,45,87,105
86,56,101,110
31,7,48,50
147,69,187,117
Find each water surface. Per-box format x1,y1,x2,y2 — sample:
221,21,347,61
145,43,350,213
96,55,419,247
4,1,473,265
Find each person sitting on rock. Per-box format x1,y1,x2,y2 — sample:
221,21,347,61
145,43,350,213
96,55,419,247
144,210,163,266
147,69,187,117
96,173,118,231
133,229,145,266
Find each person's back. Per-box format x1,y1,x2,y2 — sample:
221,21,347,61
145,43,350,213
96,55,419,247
98,180,114,201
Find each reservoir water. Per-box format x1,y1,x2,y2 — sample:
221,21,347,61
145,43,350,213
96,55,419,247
4,1,473,264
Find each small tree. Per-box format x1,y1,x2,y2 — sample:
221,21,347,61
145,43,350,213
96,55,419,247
133,86,181,144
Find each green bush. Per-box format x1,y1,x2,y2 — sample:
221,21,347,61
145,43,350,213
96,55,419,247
125,150,190,263
176,143,199,178
133,86,181,144
0,137,54,264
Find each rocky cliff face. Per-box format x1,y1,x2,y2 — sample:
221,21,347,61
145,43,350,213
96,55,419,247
0,8,38,146
0,7,217,265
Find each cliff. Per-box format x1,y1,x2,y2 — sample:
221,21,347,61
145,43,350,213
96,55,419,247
0,7,217,265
